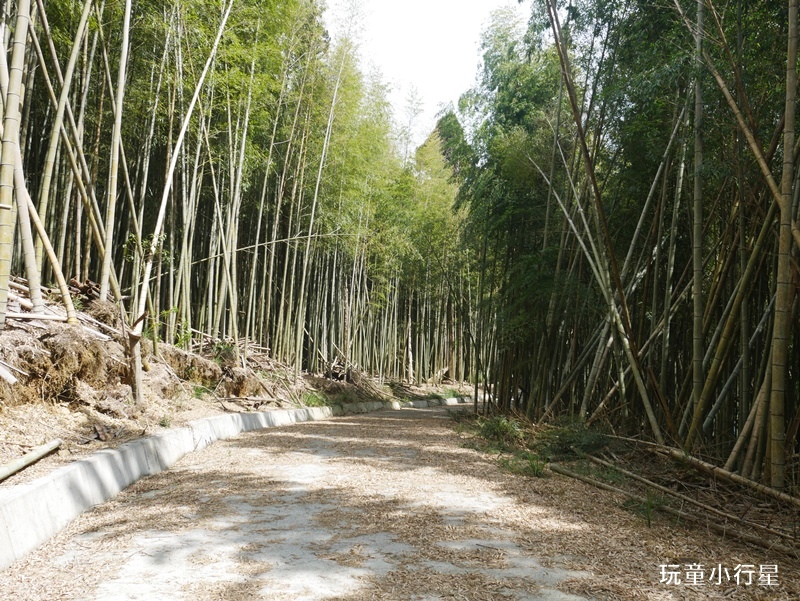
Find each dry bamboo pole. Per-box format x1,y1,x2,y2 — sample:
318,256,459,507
725,371,768,472
2,114,78,324
549,462,796,555
0,37,41,314
702,294,774,433
579,324,612,417
579,451,796,543
18,168,78,324
741,333,774,479
659,444,800,509
0,439,61,483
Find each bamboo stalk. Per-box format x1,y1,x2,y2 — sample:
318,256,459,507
0,0,32,329
0,439,61,483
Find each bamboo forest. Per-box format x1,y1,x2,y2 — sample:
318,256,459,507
1,0,800,509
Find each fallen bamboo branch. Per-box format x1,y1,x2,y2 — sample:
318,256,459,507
8,292,33,311
6,312,69,322
76,312,121,336
605,435,800,509
0,439,62,483
548,462,796,557
0,359,26,377
577,450,795,543
658,448,800,510
8,280,33,295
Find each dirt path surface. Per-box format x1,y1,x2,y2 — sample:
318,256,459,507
1,407,795,600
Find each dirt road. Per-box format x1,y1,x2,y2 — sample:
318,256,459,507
0,406,793,600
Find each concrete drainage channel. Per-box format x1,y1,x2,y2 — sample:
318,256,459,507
0,396,472,571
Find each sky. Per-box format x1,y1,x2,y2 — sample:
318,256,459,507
325,0,531,149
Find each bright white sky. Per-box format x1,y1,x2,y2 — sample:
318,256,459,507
325,0,531,148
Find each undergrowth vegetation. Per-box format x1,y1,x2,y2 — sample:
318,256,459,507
456,410,800,552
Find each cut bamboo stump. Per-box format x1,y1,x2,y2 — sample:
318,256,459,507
0,439,62,484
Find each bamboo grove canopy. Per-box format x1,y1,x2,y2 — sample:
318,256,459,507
0,0,797,491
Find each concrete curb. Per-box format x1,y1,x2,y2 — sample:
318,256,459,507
0,396,472,570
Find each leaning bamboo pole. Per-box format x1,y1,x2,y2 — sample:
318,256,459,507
545,0,664,444
34,0,92,275
26,12,123,301
549,462,795,555
130,0,235,404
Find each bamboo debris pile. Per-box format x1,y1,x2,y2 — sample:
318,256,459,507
548,440,800,558
4,277,111,339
